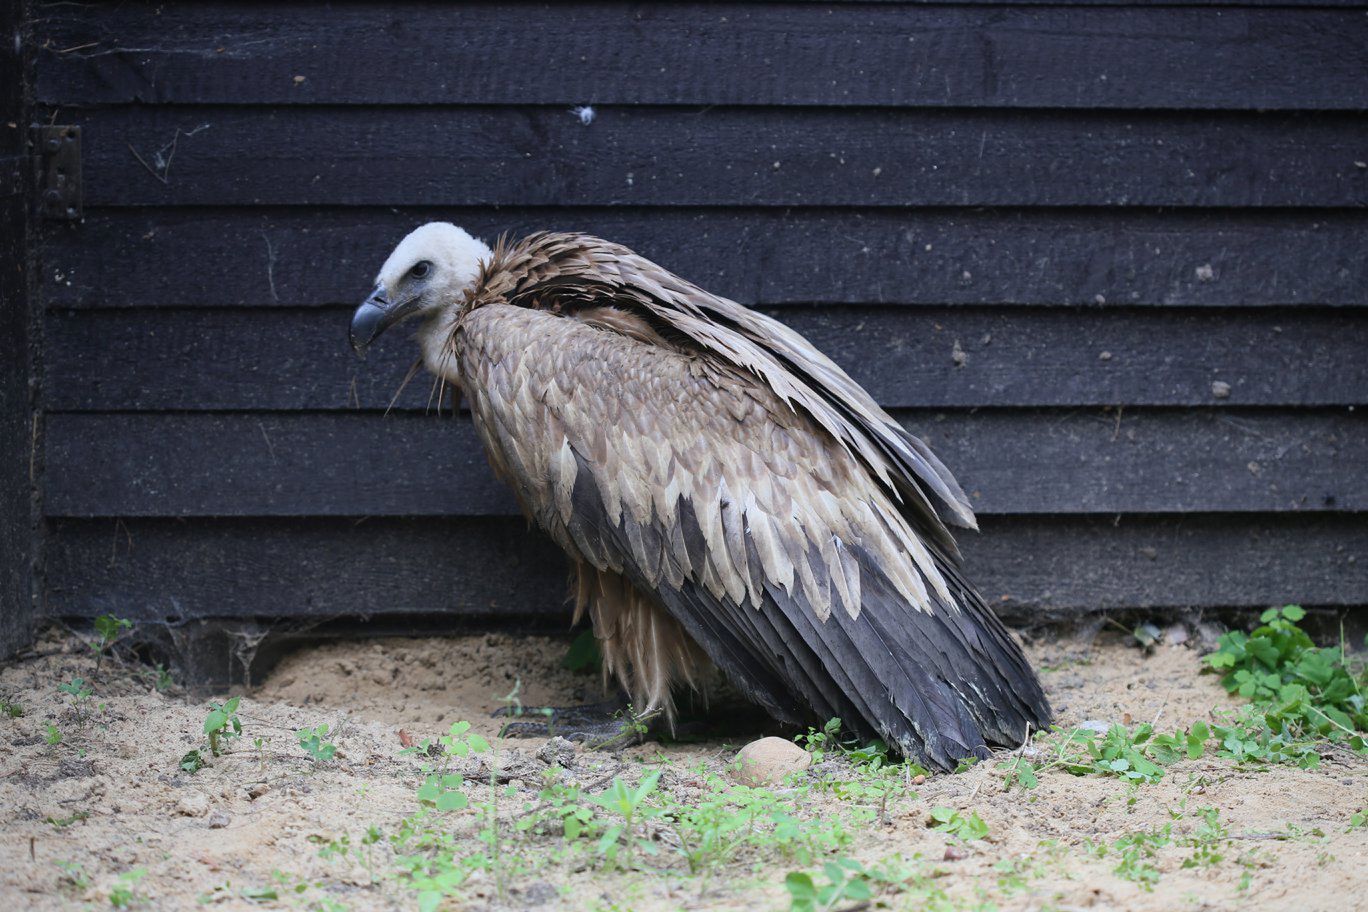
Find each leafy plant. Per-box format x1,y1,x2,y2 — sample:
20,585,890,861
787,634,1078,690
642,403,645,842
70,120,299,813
203,697,242,756
562,628,602,674
0,697,22,718
45,809,90,828
1205,605,1366,753
179,749,205,774
1349,808,1367,831
44,722,63,746
785,858,873,912
1089,826,1171,891
296,723,338,763
58,676,94,727
929,806,989,841
108,867,147,908
92,614,133,668
55,860,90,892
590,771,662,867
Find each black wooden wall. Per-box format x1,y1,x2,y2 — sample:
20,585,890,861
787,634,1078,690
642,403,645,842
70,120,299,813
25,2,1368,634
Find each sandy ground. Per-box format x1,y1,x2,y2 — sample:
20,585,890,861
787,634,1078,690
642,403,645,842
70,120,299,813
1,625,1364,911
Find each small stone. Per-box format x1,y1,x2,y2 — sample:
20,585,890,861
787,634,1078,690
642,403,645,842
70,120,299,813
1098,350,1112,361
912,774,926,785
1078,720,1111,735
1164,623,1190,646
1211,380,1231,399
247,783,270,800
943,845,969,861
207,810,231,829
729,737,812,786
176,792,209,817
536,736,577,769
1195,264,1216,282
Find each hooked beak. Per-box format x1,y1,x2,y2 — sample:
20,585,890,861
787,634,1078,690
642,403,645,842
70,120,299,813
350,284,408,356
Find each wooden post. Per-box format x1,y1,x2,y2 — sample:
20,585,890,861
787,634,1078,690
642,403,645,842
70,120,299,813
0,1,36,660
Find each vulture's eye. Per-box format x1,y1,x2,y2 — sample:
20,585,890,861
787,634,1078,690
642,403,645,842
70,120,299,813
410,261,432,280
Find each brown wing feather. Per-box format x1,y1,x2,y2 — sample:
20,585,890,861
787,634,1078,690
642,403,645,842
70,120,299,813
478,233,977,550
452,298,1050,768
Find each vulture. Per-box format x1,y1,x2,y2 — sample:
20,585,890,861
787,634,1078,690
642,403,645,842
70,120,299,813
349,223,1051,770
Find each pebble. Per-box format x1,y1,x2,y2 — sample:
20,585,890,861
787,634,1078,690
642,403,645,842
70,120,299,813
247,783,270,800
536,736,577,769
207,810,231,829
943,845,969,861
729,737,811,787
176,792,209,817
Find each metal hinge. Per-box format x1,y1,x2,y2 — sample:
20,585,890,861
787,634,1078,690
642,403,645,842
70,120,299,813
33,125,81,220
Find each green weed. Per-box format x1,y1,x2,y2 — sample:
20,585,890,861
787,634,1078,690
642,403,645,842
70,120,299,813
58,676,94,728
92,615,133,669
55,860,90,892
296,723,338,763
929,806,989,841
203,697,242,756
1204,605,1366,757
108,867,147,908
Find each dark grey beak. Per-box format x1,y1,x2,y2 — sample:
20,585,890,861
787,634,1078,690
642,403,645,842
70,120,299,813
350,284,399,356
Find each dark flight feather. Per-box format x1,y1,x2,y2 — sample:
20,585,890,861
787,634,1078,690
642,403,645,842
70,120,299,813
448,232,1051,770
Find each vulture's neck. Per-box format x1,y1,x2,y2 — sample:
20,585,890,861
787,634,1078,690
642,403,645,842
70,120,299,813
416,308,462,383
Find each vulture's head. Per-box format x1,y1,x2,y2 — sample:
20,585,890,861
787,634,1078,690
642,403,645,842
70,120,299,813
349,222,492,360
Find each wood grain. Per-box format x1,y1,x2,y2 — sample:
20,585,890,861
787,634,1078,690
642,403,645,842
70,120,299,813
42,305,1368,410
34,3,1368,110
45,514,1368,621
41,208,1368,310
71,106,1368,208
43,409,1363,518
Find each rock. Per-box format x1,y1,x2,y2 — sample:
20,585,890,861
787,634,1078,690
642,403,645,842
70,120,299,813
207,810,231,829
536,736,577,769
729,737,811,786
1211,380,1232,399
943,845,969,861
247,783,270,800
1078,720,1111,735
176,792,209,817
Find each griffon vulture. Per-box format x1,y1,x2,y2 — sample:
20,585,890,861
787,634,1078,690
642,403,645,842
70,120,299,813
350,223,1051,770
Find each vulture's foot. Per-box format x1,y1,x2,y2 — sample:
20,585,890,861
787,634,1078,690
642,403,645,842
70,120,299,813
495,700,660,751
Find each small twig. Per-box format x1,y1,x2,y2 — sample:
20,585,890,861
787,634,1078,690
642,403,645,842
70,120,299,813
127,142,168,185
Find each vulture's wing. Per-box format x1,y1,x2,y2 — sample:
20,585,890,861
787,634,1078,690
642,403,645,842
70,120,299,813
495,233,977,553
456,242,1051,766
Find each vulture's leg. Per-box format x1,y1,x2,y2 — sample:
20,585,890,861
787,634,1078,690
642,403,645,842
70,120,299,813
496,565,707,749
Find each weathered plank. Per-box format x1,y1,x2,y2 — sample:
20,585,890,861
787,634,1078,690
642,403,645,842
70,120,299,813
72,106,1368,208
40,208,1368,310
0,1,34,660
43,306,1368,411
33,3,1368,110
44,514,1368,621
42,409,1363,519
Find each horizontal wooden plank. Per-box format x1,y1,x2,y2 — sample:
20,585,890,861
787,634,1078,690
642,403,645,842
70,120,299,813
32,3,1368,110
41,208,1368,309
43,306,1368,411
42,409,1363,518
71,107,1368,208
43,513,1368,620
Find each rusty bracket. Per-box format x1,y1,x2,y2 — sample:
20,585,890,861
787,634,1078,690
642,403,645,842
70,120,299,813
33,125,81,220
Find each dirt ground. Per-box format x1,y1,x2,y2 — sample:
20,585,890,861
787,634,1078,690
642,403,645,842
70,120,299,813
1,625,1364,911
